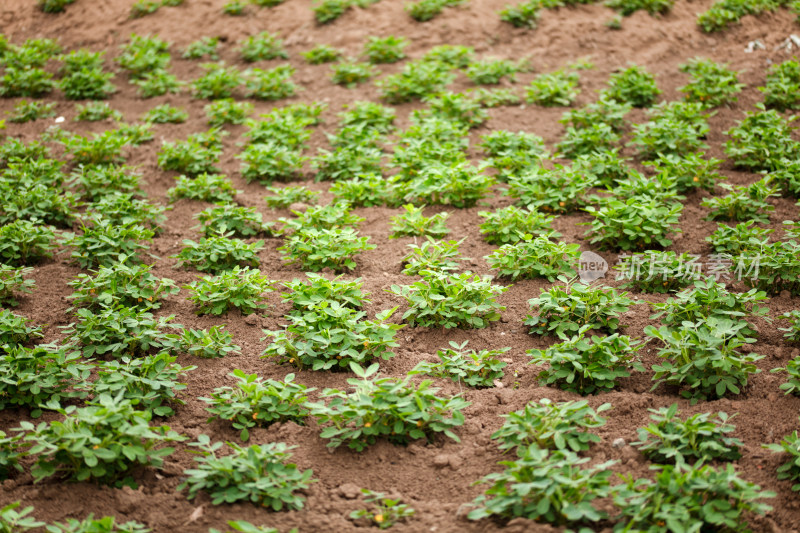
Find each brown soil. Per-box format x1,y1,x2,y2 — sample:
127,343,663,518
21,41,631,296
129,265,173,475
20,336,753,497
1,0,800,531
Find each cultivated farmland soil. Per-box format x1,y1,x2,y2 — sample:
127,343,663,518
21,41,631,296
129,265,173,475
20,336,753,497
1,0,800,531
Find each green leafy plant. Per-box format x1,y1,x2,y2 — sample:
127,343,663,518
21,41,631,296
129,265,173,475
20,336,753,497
486,236,579,282
7,100,56,123
629,100,710,159
650,277,768,336
264,185,319,209
67,262,178,311
761,58,800,110
282,202,364,232
38,0,76,12
505,165,595,213
74,102,121,122
701,178,778,223
556,123,621,158
421,44,474,68
281,272,370,311
87,193,167,232
239,31,288,62
185,266,274,316
168,173,240,204
183,36,219,60
724,106,798,172
779,310,800,343
244,65,296,100
204,98,252,127
45,514,151,533
679,57,744,107
480,130,548,180
644,152,722,193
706,220,772,256
0,220,59,266
765,421,800,491
223,0,246,15
406,0,465,21
330,59,376,88
170,326,241,359
499,0,541,27
528,327,643,394
312,144,384,181
309,363,468,450
202,370,313,441
409,340,508,388
602,64,660,107
350,489,415,529
468,445,614,526
492,399,609,454
631,404,742,464
606,0,674,15
526,69,579,107
63,305,177,358
561,95,631,133
364,36,408,64
614,462,773,532
377,61,455,103
525,278,633,339
389,204,449,239
330,174,389,207
0,67,54,98
62,218,153,269
584,197,682,251
157,138,221,176
142,103,187,124
180,435,314,509
615,250,704,293
192,62,243,99
0,264,35,306
19,394,184,485
262,305,401,370
401,238,464,275
646,317,764,401
0,501,43,531
279,227,374,272
89,353,195,417
194,205,275,238
391,162,494,208
390,270,507,328
173,234,263,273
130,0,160,18
465,58,520,85
313,0,351,24
421,91,488,128
0,344,89,417
302,44,342,64
238,142,307,184
133,70,181,98
0,308,43,346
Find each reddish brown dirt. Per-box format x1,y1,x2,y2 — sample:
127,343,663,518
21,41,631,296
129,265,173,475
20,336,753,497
1,0,800,531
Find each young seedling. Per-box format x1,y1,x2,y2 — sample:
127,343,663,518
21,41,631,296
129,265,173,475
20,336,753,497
202,370,314,441
525,277,633,339
350,489,415,529
185,266,274,316
308,362,469,450
409,340,508,388
390,270,507,329
19,394,185,485
528,327,643,394
631,404,742,464
180,435,314,509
